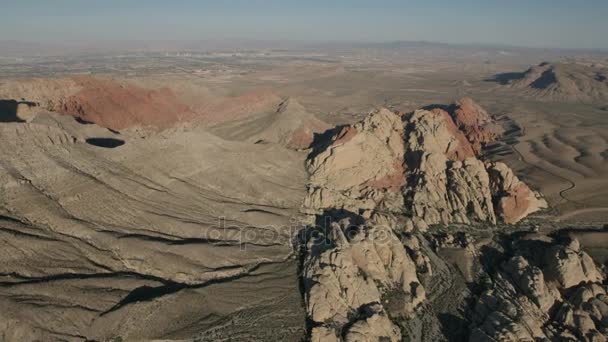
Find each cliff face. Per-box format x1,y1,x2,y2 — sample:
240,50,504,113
304,98,546,226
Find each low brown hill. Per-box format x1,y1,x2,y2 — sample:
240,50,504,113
0,76,282,131
0,76,193,130
494,61,608,102
248,98,330,149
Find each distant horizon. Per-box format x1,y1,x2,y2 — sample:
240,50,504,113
1,1,607,50
1,38,608,54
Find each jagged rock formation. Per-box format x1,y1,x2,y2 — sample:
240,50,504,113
302,216,429,341
470,237,607,342
298,99,555,341
304,108,406,215
495,61,608,102
304,98,546,226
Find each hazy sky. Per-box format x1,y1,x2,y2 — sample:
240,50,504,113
1,0,606,49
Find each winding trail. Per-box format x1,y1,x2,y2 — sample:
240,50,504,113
509,125,608,222
509,125,586,206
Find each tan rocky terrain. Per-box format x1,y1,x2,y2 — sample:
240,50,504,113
0,47,607,342
470,236,606,341
0,112,308,341
303,98,546,226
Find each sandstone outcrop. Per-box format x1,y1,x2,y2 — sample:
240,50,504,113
305,100,545,225
487,162,549,224
299,100,552,341
448,97,500,154
470,237,607,342
52,76,194,130
303,217,427,341
304,108,406,214
0,77,283,131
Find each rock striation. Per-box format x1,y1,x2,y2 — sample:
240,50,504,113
0,76,193,130
0,112,310,341
0,76,283,131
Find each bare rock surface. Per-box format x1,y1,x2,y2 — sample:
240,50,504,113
302,216,427,341
304,108,406,214
448,97,500,154
250,98,330,149
298,99,561,342
0,76,193,130
487,162,549,224
304,100,545,225
470,236,607,342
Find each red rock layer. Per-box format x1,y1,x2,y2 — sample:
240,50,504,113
363,161,406,192
430,108,476,161
54,76,193,130
449,97,499,154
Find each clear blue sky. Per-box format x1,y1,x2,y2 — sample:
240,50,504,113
1,0,606,49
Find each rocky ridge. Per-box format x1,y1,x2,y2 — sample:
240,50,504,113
304,98,546,227
299,98,551,341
